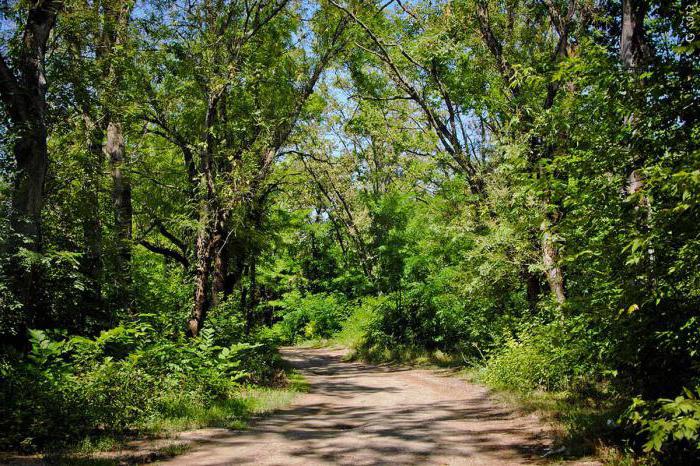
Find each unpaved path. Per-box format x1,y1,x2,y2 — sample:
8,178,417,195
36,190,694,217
162,346,594,466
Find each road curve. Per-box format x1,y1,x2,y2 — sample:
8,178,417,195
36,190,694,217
162,346,577,465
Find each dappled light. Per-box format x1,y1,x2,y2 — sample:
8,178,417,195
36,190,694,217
164,348,553,465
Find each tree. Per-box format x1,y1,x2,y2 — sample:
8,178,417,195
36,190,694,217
0,0,62,331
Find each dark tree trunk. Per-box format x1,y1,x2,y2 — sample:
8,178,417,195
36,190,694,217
188,224,215,337
620,0,653,277
620,0,650,173
9,124,48,253
0,0,61,332
81,121,105,319
7,123,49,328
210,221,228,307
245,255,257,336
620,0,650,70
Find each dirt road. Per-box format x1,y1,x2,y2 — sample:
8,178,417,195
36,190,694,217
160,346,592,466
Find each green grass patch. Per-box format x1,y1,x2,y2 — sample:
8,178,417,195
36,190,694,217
143,369,308,434
157,442,192,458
352,343,463,368
142,396,252,433
38,441,192,465
31,367,308,464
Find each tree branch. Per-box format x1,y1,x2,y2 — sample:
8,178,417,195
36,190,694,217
158,222,188,256
476,1,520,97
139,239,190,268
0,53,27,122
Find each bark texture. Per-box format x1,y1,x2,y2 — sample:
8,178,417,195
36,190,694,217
105,121,133,310
541,220,566,305
620,0,650,70
0,0,62,330
102,0,134,312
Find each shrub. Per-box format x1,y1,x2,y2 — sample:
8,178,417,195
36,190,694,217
480,318,606,392
0,324,280,451
359,280,510,359
270,291,349,343
624,387,700,463
331,295,383,348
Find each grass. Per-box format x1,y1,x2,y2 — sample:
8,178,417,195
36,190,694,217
353,343,464,367
143,369,309,434
40,442,193,465
18,368,309,465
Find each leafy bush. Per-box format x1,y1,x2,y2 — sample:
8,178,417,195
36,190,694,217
480,318,606,392
359,276,518,360
331,295,383,348
624,387,700,462
0,324,280,451
269,291,349,343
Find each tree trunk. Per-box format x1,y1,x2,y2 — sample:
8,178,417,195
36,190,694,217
105,121,133,311
245,255,257,336
99,0,133,314
81,119,105,318
210,221,228,308
188,224,215,337
7,123,49,328
620,0,650,70
187,92,221,337
0,0,61,333
475,0,574,305
9,124,48,253
541,218,566,305
620,0,653,274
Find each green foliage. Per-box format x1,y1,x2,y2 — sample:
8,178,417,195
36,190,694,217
329,295,382,349
479,318,607,393
0,325,280,451
269,291,349,344
1,0,699,461
624,387,700,462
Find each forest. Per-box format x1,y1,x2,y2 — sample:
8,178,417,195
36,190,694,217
0,0,698,463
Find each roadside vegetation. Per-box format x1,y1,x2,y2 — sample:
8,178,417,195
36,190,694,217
0,321,307,453
1,0,698,464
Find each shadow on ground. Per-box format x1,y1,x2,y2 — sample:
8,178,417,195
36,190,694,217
165,348,554,465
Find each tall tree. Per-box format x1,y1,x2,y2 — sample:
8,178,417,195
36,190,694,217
0,0,63,328
102,0,134,311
